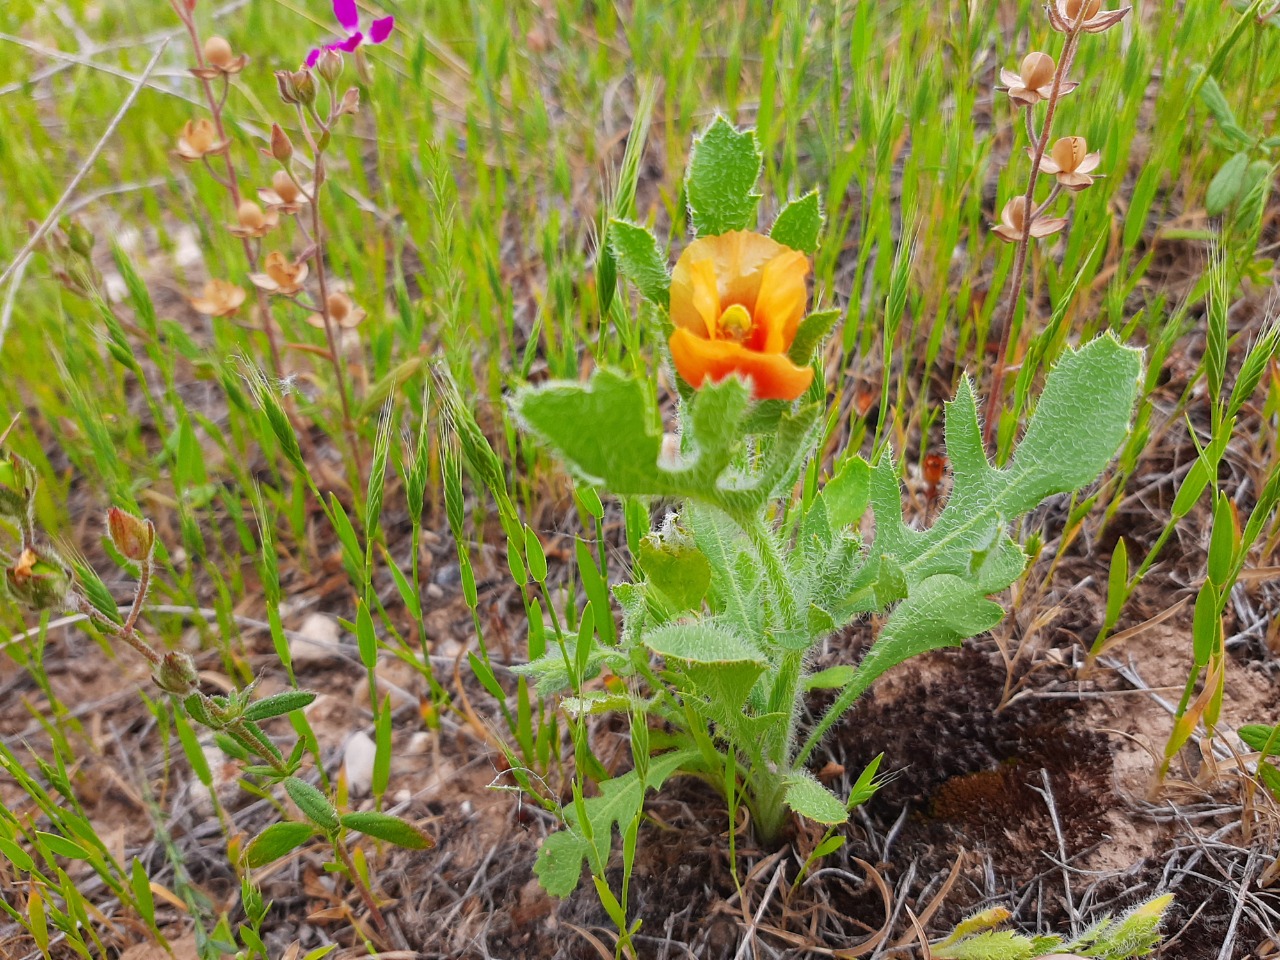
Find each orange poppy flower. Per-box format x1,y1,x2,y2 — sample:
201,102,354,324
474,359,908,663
668,230,813,401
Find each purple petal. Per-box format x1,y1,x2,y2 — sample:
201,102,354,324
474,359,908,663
369,15,394,44
332,0,359,31
305,47,322,67
337,31,364,52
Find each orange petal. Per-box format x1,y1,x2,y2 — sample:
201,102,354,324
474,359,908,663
669,327,813,401
670,256,720,338
751,250,809,353
672,230,789,326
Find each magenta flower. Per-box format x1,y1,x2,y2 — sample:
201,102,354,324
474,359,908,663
305,0,394,67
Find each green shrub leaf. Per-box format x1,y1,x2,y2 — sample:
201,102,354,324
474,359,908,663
535,748,699,897
340,811,434,849
770,191,824,254
244,690,318,722
782,773,848,825
685,116,763,237
245,821,317,868
1207,152,1249,215
608,219,670,308
284,777,340,833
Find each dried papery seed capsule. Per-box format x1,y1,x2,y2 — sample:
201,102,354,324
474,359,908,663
107,508,155,563
154,651,200,697
1034,136,1102,191
250,252,309,295
1066,0,1103,18
204,36,233,68
228,200,279,238
1049,0,1130,33
175,118,228,162
189,279,247,317
271,171,300,204
306,291,366,329
991,195,1068,243
258,171,311,214
192,35,248,78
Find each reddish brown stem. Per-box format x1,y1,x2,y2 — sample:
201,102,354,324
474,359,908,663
983,26,1084,448
170,1,285,380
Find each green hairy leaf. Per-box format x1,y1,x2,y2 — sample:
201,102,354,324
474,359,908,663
782,774,848,824
638,534,712,612
608,219,670,308
244,821,317,869
685,116,763,237
340,811,434,849
798,336,1141,764
1206,151,1249,215
284,777,340,833
535,749,698,897
770,190,824,254
243,690,318,722
644,621,763,665
514,370,818,514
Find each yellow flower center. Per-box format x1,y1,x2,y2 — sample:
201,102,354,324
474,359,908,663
718,303,753,342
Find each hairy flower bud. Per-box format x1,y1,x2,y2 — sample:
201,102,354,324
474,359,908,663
315,48,344,85
270,123,294,163
66,221,96,259
6,547,73,612
275,69,316,106
107,507,155,563
154,651,200,697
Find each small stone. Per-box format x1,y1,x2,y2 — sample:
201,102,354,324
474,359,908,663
290,613,341,665
344,730,378,797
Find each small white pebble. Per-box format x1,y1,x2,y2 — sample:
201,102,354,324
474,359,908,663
343,730,378,797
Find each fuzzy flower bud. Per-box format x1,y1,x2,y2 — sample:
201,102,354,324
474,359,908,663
315,48,344,86
154,651,200,697
275,69,317,106
270,123,294,163
107,507,155,563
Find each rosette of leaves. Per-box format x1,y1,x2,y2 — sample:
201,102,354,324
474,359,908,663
512,117,1142,898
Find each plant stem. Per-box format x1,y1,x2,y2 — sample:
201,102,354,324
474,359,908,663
169,1,285,380
333,837,390,937
294,106,360,463
983,26,1083,448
